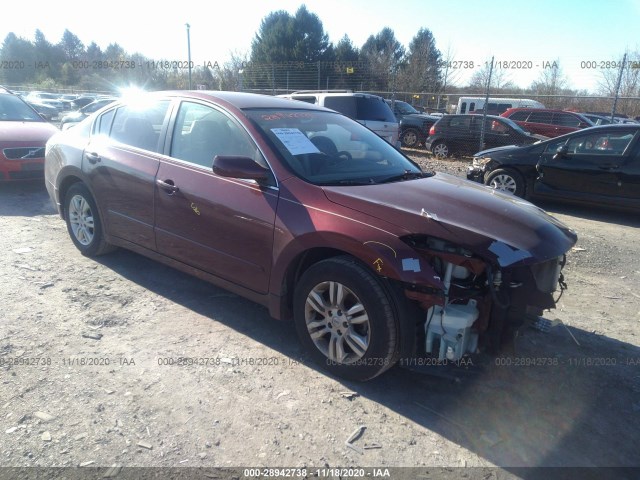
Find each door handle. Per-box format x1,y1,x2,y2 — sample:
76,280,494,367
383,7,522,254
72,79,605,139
85,152,101,164
156,179,179,193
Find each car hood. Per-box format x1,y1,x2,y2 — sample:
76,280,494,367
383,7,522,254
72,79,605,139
0,121,59,143
402,113,439,123
474,144,525,157
322,173,577,266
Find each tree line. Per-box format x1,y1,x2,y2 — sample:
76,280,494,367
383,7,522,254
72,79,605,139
1,5,637,115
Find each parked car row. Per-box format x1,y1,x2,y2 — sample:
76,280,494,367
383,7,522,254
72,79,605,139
12,90,116,124
424,114,546,158
59,97,118,130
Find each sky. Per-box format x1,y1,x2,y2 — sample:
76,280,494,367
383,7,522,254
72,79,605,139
5,0,640,93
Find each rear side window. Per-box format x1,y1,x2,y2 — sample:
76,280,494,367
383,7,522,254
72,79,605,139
110,100,170,152
96,108,116,136
553,113,581,127
323,97,357,119
448,116,471,129
527,111,554,124
355,97,396,122
508,111,529,121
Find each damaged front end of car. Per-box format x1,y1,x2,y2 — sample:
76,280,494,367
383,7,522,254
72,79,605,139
399,232,572,363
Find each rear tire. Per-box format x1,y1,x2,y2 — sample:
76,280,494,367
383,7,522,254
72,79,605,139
64,183,114,256
431,141,450,158
400,128,420,148
293,256,399,381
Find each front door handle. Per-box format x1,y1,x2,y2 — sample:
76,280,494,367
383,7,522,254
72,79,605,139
156,179,179,194
85,152,101,164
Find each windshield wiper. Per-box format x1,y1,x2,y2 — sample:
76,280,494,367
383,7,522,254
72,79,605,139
334,178,375,185
378,170,431,184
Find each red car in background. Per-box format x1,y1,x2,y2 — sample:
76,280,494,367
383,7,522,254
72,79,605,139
501,108,593,138
0,88,59,181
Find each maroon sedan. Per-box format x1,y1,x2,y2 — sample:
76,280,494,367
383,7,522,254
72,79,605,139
0,88,59,181
45,91,577,381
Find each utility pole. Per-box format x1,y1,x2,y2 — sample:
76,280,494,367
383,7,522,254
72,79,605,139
185,23,192,90
611,52,627,122
479,56,494,152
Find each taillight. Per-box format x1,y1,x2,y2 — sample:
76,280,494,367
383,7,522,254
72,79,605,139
429,125,435,135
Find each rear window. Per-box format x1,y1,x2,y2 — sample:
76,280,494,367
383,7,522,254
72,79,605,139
356,97,396,122
324,96,396,123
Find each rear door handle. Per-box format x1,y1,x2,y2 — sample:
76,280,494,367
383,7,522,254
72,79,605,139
156,178,179,193
85,152,101,164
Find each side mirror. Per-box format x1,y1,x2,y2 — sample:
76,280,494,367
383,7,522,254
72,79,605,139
212,155,270,182
552,145,568,161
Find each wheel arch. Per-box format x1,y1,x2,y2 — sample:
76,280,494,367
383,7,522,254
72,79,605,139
58,173,85,220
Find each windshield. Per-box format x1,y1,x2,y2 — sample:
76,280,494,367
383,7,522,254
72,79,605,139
0,94,44,122
395,101,420,115
500,116,531,135
245,108,424,186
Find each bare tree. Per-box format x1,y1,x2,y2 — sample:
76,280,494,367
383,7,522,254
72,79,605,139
597,49,640,117
530,59,569,108
468,62,515,93
213,51,249,91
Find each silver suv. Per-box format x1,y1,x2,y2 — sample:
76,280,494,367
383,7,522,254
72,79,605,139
278,91,399,146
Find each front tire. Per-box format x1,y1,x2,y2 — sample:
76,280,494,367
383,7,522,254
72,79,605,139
485,168,525,197
293,256,399,381
64,183,114,256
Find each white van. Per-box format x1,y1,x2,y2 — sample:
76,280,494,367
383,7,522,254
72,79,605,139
277,91,399,145
456,97,545,115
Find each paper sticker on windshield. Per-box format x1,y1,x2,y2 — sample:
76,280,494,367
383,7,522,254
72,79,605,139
271,128,321,155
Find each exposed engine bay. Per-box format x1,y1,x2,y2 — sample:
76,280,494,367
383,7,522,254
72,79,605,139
402,235,567,362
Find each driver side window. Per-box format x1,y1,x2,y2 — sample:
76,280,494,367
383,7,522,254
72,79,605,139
566,132,634,155
544,137,567,154
170,102,264,168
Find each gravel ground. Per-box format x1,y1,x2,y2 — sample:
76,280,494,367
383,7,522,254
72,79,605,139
1,154,639,479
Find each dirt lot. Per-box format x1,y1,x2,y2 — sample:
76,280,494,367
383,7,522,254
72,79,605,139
1,154,639,478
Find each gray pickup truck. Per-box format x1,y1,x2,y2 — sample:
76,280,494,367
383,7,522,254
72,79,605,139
386,99,441,148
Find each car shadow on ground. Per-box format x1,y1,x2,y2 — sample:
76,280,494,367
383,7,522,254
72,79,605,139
95,248,640,475
0,180,57,217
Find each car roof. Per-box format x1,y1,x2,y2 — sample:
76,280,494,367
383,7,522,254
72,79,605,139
449,114,505,120
141,90,333,111
503,107,585,115
536,123,640,141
